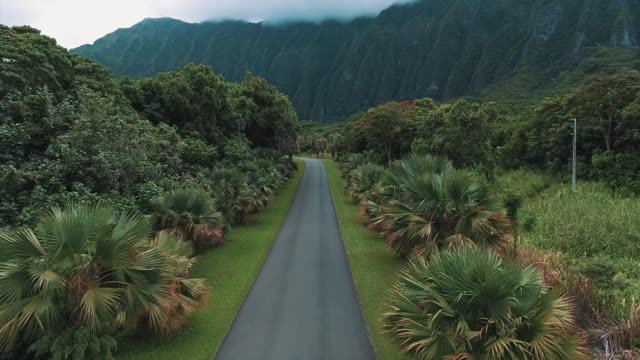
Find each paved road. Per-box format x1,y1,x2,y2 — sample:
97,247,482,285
215,159,375,360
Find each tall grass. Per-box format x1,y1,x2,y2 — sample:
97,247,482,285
521,183,640,259
501,173,640,357
518,182,640,318
494,168,556,198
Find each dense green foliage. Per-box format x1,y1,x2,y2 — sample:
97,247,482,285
0,25,298,228
124,68,297,153
326,74,639,357
500,70,640,194
72,0,640,122
345,164,385,202
332,151,640,359
330,140,640,359
317,68,640,195
4,2,640,357
0,25,299,359
500,175,640,357
322,99,499,175
383,248,588,360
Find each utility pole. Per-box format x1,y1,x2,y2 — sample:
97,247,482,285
572,118,577,192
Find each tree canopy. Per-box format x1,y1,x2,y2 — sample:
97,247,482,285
0,25,299,226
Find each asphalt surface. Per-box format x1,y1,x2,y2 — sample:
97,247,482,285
215,159,375,360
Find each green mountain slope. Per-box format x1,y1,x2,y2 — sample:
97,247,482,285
73,0,640,122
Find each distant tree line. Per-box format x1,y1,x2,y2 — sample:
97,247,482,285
304,70,640,194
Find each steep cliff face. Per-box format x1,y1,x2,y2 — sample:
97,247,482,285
73,0,640,122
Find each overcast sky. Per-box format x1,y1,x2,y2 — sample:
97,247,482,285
1,0,410,49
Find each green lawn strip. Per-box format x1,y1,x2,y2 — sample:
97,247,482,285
117,159,305,360
323,160,407,360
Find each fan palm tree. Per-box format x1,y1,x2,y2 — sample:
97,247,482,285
247,165,280,210
382,248,589,360
338,153,367,183
0,202,210,353
136,232,210,334
346,164,386,202
155,189,225,254
205,168,259,225
368,154,510,257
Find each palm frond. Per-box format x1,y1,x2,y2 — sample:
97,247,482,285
382,248,589,360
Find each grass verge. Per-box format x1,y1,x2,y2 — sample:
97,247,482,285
323,160,407,360
117,159,305,360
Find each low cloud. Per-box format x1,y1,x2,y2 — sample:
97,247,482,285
0,0,414,48
153,0,415,23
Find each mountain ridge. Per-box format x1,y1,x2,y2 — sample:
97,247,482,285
73,0,640,122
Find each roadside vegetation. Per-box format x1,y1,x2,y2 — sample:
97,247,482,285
383,248,588,360
2,21,640,360
0,26,300,359
330,155,639,360
317,68,640,359
324,161,406,360
520,183,640,313
117,160,304,360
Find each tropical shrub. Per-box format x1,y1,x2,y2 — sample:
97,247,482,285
155,189,225,254
204,168,256,225
0,202,210,356
28,327,117,360
382,248,589,360
368,154,510,257
274,157,298,179
513,246,597,326
248,159,283,200
337,153,367,181
257,148,297,179
346,164,386,202
136,232,211,334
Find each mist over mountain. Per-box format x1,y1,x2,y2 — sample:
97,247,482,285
73,0,640,122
